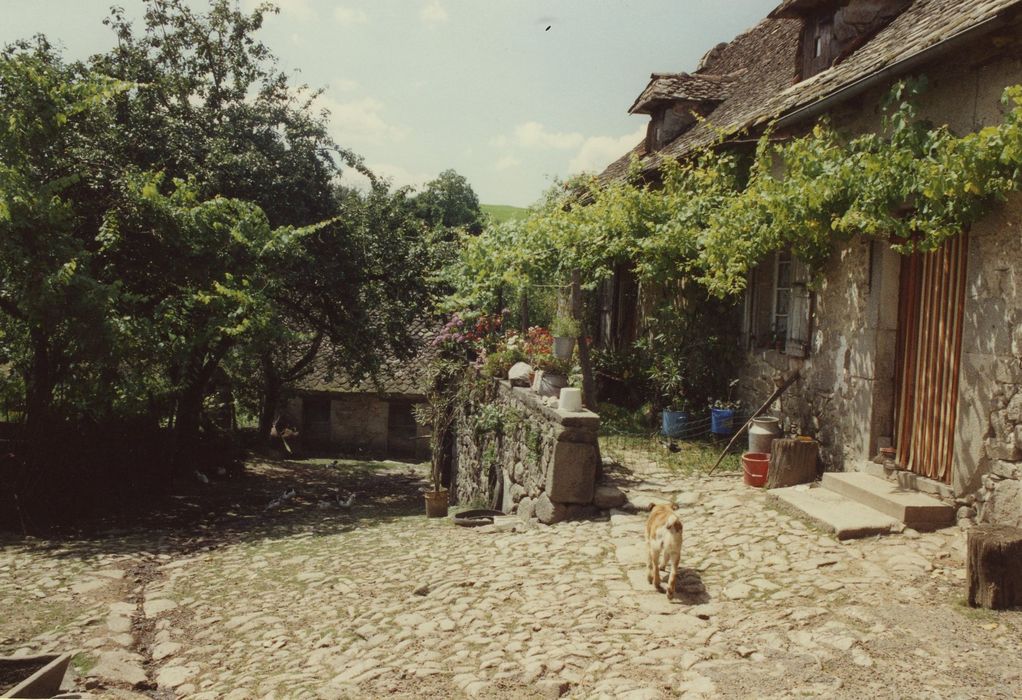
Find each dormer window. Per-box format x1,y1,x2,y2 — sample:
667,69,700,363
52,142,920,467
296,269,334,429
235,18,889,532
628,72,737,153
770,0,911,81
803,13,835,79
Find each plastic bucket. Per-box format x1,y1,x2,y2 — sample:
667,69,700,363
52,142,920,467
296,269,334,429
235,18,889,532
710,408,736,435
661,410,689,438
742,452,770,487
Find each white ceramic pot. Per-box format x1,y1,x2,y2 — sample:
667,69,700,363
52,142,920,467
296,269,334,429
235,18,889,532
558,387,583,412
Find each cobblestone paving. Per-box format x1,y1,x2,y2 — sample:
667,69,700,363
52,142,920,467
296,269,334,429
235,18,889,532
2,460,1021,699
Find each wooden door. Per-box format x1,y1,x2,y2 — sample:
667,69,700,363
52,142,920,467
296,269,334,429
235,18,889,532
893,233,968,483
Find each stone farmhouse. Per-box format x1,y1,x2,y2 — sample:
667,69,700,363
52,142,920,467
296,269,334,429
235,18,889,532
281,321,434,459
598,0,1022,526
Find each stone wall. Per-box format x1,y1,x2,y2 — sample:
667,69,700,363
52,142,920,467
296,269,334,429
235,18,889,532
734,38,1022,525
736,237,899,472
451,379,600,524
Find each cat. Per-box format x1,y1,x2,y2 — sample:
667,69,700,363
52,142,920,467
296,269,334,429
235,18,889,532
645,502,684,599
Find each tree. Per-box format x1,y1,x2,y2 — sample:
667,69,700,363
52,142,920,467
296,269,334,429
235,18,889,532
414,169,484,235
90,0,431,448
0,40,131,434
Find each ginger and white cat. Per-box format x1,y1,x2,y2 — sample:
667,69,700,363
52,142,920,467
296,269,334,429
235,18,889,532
645,503,684,598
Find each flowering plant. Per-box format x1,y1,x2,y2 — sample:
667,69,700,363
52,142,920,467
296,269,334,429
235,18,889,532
523,326,552,363
431,312,504,358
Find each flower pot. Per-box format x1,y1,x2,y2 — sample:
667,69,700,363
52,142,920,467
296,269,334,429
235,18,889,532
661,410,689,438
748,416,782,454
424,489,449,518
552,336,575,361
535,371,567,398
0,653,72,699
710,408,736,435
742,452,770,487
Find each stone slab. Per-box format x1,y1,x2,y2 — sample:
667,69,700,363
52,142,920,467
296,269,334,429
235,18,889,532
821,472,955,530
546,442,597,504
769,485,899,540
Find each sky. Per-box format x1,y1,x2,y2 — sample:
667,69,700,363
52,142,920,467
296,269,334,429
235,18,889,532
2,0,779,207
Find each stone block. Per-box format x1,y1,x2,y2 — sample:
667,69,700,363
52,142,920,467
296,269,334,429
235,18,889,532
593,485,627,509
984,479,1022,528
518,496,535,521
564,504,598,521
546,441,597,504
986,437,1022,462
509,483,526,504
534,493,567,524
508,362,533,387
993,461,1021,479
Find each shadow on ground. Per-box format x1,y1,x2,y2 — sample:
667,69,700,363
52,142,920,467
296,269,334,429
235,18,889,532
671,566,711,605
0,458,431,561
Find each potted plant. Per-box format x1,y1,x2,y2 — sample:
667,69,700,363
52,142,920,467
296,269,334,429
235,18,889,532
550,315,580,360
414,358,461,518
649,356,689,438
532,355,571,397
709,379,741,435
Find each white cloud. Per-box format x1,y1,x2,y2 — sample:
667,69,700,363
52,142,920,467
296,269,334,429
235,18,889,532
495,155,521,171
420,0,448,25
334,6,368,26
515,121,585,150
342,163,432,192
489,134,509,149
331,78,360,92
568,125,647,175
316,94,409,146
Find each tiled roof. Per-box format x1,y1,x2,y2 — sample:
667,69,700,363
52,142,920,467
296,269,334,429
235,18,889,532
294,318,439,398
628,72,739,115
600,0,1022,183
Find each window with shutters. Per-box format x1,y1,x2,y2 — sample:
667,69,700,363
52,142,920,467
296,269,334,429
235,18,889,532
802,13,836,79
744,250,813,356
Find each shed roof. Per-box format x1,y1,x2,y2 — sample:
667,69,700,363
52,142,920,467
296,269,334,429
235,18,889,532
293,318,438,398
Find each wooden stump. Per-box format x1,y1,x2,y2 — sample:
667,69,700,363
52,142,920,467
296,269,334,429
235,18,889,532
766,438,818,489
967,524,1022,609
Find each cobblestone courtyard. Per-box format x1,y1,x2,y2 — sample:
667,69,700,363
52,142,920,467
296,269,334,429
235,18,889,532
3,458,1021,699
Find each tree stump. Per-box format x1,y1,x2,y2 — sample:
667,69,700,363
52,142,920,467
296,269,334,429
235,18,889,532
766,438,818,489
967,525,1022,609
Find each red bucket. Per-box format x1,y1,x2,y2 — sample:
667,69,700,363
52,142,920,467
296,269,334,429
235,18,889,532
742,452,770,487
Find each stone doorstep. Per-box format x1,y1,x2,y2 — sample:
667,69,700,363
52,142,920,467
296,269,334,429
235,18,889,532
821,472,955,530
851,460,955,501
769,485,900,540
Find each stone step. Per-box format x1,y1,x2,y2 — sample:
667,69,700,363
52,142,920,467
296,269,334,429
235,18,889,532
769,484,900,540
821,472,955,531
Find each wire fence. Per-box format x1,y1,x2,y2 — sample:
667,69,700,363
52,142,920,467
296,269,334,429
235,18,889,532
600,411,753,477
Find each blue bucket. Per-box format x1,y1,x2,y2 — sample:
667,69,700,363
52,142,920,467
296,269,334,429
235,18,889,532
662,410,689,438
710,408,736,435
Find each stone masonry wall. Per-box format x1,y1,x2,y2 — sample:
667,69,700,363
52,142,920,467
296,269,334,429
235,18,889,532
451,379,600,524
735,38,1022,525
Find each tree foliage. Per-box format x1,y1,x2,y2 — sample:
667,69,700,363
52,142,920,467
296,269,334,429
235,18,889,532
0,0,439,522
456,81,1022,304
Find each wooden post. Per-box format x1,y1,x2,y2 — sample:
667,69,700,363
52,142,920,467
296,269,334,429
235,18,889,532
967,525,1022,609
571,269,598,409
766,438,818,488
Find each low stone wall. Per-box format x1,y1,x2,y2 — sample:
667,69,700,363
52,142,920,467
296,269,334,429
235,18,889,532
451,379,600,523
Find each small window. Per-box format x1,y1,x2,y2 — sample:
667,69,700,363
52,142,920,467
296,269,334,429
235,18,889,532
814,36,823,58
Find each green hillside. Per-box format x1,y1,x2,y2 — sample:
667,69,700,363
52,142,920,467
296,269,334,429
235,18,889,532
481,203,530,224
